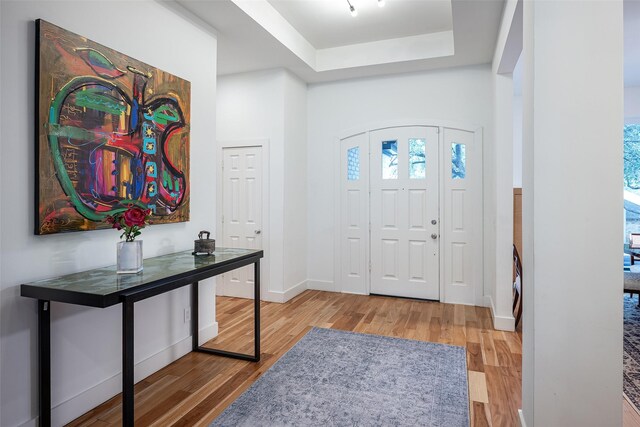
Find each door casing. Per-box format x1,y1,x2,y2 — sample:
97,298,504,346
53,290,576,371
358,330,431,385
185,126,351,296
334,120,484,306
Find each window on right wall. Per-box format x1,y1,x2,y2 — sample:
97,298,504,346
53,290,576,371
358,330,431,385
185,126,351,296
625,125,640,240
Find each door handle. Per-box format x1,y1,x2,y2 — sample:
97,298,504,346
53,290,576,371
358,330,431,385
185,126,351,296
255,230,262,235
431,233,438,240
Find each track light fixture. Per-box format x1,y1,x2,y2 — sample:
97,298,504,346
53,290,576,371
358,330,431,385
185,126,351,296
347,0,357,17
347,0,387,17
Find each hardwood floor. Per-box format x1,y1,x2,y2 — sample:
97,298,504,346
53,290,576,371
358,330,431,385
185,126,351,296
68,290,523,427
625,397,640,427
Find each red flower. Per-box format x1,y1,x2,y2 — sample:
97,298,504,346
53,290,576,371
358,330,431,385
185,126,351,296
123,207,149,227
105,215,122,230
104,206,151,241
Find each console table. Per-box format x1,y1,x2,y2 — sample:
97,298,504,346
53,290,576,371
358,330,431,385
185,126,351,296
21,247,263,427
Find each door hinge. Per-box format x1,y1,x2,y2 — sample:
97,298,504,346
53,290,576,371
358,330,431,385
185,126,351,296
221,215,224,224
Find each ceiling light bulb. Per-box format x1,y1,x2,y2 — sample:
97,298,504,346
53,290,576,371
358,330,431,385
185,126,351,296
378,0,385,7
350,4,358,17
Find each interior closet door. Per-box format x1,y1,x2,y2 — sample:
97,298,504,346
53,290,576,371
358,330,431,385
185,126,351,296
220,146,263,298
369,126,440,300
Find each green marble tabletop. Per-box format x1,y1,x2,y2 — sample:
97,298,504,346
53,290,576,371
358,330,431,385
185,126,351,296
21,247,262,307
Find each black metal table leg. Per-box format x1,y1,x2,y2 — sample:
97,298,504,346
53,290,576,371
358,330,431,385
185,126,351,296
39,300,51,427
192,282,199,350
193,260,261,362
254,260,260,361
122,299,134,427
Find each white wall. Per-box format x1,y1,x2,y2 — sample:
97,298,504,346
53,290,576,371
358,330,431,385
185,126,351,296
625,85,640,123
0,2,218,426
306,65,495,301
217,70,284,301
521,1,623,425
283,74,308,296
217,69,307,302
513,94,523,187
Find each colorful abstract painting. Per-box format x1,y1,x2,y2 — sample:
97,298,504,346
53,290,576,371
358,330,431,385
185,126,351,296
35,20,190,235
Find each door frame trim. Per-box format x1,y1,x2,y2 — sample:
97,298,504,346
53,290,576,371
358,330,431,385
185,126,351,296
338,119,483,140
217,139,270,299
334,120,484,306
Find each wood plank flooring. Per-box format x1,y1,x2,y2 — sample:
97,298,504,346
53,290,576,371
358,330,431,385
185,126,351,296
625,397,640,427
68,290,522,426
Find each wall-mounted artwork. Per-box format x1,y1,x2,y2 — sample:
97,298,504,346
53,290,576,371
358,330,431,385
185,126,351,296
35,19,191,235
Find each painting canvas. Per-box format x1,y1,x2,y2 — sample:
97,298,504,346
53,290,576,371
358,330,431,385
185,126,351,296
35,20,190,235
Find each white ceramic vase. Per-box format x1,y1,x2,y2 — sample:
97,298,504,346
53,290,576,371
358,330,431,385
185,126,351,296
117,240,143,274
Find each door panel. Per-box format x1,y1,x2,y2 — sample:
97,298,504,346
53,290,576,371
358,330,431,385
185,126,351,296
220,146,263,298
370,126,440,300
340,134,369,294
443,128,482,305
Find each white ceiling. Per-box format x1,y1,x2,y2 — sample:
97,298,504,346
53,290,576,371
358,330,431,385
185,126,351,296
267,0,453,49
176,0,505,83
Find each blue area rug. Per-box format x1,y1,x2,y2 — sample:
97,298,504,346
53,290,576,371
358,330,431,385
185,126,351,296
625,294,640,412
211,327,469,427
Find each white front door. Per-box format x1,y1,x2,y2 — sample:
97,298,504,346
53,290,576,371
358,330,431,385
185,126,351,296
369,126,440,300
220,146,263,298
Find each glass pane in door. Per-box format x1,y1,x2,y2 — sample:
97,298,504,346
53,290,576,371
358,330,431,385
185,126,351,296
382,140,398,179
452,142,466,179
347,146,360,181
409,138,426,179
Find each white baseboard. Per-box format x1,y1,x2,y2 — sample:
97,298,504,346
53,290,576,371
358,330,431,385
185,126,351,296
30,323,218,427
493,313,516,331
282,280,307,301
224,289,283,303
484,295,516,331
306,280,336,292
262,280,308,303
199,322,219,345
518,409,527,427
218,281,308,303
18,418,37,427
217,284,254,299
261,290,284,303
341,290,368,296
